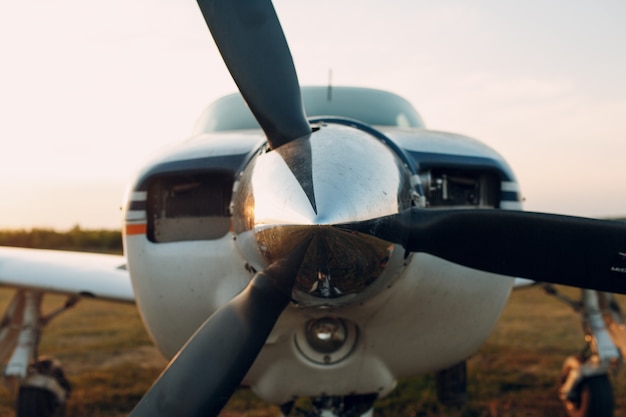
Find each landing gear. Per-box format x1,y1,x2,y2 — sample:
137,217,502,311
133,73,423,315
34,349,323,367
16,357,71,417
559,356,614,417
0,290,78,417
17,387,61,417
545,287,626,417
282,394,378,417
436,360,468,407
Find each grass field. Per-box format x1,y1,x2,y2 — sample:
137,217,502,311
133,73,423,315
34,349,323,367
0,285,624,417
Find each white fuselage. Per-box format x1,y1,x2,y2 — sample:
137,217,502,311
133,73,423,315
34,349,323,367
123,120,520,404
126,231,513,404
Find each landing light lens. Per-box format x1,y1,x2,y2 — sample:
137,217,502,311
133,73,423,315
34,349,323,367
305,318,347,354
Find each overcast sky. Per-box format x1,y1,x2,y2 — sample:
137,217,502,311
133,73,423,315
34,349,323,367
1,0,625,230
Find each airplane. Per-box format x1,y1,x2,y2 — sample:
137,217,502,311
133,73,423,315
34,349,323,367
1,1,626,416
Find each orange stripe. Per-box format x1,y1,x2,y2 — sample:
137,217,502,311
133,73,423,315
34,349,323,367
126,223,147,236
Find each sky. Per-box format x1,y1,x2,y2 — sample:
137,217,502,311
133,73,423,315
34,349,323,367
1,0,625,230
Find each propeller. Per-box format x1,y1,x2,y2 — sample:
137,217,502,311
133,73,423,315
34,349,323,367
197,0,311,149
129,237,312,417
339,208,626,294
130,2,315,415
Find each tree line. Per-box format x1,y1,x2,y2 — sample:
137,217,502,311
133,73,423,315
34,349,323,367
0,226,122,254
1,217,623,255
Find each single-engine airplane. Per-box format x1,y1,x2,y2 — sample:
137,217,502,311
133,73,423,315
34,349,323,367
2,1,626,417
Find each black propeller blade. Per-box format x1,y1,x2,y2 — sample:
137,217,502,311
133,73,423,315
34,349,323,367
131,2,315,415
341,208,626,294
197,0,311,149
129,238,311,417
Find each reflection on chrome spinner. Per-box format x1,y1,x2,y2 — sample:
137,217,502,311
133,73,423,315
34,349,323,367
233,124,415,306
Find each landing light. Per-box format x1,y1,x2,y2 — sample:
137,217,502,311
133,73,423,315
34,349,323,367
295,317,358,365
306,318,347,353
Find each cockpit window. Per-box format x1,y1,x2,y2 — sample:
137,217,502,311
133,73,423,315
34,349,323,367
192,86,425,134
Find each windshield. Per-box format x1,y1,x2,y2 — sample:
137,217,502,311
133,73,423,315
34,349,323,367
192,86,425,134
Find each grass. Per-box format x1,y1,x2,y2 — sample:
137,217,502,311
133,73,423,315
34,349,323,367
0,285,624,417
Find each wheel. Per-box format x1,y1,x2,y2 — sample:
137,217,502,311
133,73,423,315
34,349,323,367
436,360,468,407
561,375,614,417
16,357,70,417
16,386,64,417
308,394,378,417
560,358,614,417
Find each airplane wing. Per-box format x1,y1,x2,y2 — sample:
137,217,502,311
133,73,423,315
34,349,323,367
513,278,536,288
0,246,134,303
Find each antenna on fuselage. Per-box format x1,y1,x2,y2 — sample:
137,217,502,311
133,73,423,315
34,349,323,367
327,68,333,101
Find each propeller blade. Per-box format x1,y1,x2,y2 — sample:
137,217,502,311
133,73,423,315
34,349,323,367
341,208,626,294
196,0,311,149
130,237,312,417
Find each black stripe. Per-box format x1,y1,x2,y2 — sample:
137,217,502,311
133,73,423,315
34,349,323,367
405,151,516,182
500,191,521,202
129,201,146,211
132,153,253,192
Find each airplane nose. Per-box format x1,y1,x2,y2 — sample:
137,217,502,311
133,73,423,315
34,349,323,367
232,123,415,306
234,123,412,227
